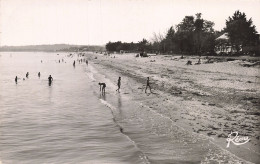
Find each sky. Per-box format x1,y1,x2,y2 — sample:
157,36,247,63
1,0,260,46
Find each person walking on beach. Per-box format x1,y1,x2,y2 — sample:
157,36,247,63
116,77,121,93
48,75,53,86
145,77,152,93
26,72,29,78
99,83,106,94
73,60,76,67
15,76,18,84
86,60,88,66
38,72,41,78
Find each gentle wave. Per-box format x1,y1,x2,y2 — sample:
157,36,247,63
99,99,151,164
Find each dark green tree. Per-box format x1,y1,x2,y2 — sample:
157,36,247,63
151,32,165,53
194,13,204,54
194,13,215,54
138,38,149,51
225,10,258,51
175,16,195,54
163,26,175,52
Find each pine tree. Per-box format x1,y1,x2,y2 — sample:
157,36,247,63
225,10,258,52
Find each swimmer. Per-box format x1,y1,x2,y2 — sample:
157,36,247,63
26,72,29,78
48,75,53,86
15,76,18,83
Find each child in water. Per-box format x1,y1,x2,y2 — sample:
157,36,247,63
48,75,53,85
15,76,18,83
98,83,106,94
26,72,29,78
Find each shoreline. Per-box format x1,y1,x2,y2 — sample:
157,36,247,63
86,52,260,163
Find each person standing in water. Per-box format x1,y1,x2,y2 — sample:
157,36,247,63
116,77,121,93
38,72,41,78
48,75,53,86
86,60,88,66
145,77,152,93
98,83,106,94
15,76,18,84
26,72,29,78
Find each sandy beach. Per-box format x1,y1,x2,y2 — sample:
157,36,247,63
86,52,260,163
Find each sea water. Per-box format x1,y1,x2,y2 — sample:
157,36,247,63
0,52,145,164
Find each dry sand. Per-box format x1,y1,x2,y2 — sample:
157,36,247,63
86,52,260,163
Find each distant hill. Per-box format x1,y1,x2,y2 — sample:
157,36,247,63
0,44,105,52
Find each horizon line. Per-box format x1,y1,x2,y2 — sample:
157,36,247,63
0,44,106,47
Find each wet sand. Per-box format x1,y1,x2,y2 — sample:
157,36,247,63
86,52,260,163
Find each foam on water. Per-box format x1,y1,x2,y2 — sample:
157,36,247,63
99,99,150,164
86,64,97,81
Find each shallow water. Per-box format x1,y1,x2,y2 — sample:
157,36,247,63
0,52,248,164
0,52,145,164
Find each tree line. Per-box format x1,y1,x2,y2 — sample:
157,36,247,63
106,11,259,55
